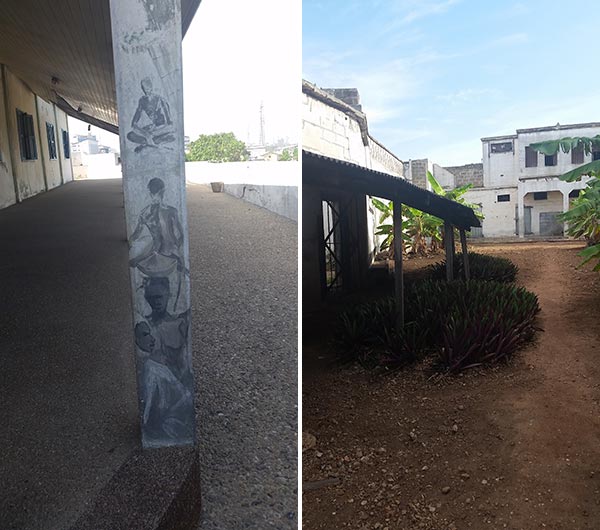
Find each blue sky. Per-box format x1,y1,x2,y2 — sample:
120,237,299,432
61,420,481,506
303,0,600,166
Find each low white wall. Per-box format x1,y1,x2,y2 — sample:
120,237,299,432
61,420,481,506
185,160,298,221
223,183,297,221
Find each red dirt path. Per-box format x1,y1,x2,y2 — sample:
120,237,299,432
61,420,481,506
303,241,600,529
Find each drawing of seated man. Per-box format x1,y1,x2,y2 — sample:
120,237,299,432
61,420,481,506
127,77,175,153
135,320,194,446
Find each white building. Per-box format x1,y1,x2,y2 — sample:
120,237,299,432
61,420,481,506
424,122,597,238
481,123,595,237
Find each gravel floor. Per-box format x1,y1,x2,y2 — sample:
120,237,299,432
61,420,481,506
0,180,298,530
187,184,298,529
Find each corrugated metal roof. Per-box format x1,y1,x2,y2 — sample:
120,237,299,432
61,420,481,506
303,150,481,229
0,0,201,132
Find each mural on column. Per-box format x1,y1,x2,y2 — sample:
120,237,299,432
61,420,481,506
126,78,175,153
110,0,195,448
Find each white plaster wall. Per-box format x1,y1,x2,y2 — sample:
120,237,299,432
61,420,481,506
302,92,367,166
35,96,61,189
518,125,600,180
482,139,518,188
224,183,297,221
523,191,564,234
432,164,455,190
464,187,517,237
5,68,45,200
55,108,73,182
0,67,16,209
185,160,298,186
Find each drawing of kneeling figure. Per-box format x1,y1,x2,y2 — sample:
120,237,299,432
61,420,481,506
135,321,194,445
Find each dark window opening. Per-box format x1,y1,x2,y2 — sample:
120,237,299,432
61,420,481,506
569,189,580,198
46,122,57,160
525,146,538,167
61,129,70,159
571,146,584,164
497,194,510,202
593,149,600,161
533,192,548,201
16,109,37,160
490,141,513,154
544,153,557,166
322,200,343,293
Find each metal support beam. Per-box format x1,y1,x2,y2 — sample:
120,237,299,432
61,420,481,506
459,229,470,281
444,221,455,281
393,201,404,329
110,0,196,448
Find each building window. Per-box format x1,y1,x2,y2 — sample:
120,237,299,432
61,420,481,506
490,141,513,154
544,153,557,166
593,148,600,161
569,189,580,198
61,129,70,159
16,109,37,161
46,122,57,160
533,192,548,201
525,146,538,167
571,146,584,164
497,194,510,202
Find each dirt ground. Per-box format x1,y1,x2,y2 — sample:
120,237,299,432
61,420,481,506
302,241,600,530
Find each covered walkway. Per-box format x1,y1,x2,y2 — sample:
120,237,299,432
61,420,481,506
0,179,297,529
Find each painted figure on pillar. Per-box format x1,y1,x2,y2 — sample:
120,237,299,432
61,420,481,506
129,177,188,313
135,311,194,446
126,77,175,153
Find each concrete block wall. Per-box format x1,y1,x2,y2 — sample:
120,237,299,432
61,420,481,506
302,92,367,166
0,65,73,209
369,138,404,176
403,159,429,189
445,163,483,188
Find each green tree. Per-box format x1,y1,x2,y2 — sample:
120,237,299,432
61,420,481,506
279,148,293,161
530,137,600,270
186,132,248,162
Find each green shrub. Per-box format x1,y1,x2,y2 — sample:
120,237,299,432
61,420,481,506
335,280,539,373
427,252,518,283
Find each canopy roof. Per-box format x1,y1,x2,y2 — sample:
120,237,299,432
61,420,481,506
303,150,481,229
0,0,201,133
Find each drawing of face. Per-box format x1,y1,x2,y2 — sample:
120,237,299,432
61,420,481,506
135,322,155,353
141,78,153,96
144,278,170,316
148,178,165,204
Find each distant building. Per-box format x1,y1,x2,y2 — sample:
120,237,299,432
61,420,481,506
407,122,596,238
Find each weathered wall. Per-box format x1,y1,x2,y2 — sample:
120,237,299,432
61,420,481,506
224,183,298,221
464,187,517,237
523,190,564,235
369,138,403,176
4,67,45,200
445,163,483,188
302,92,367,166
35,96,62,189
482,137,518,188
55,108,73,183
0,67,16,208
403,159,429,189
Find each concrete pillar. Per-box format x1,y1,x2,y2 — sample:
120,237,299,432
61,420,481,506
393,202,404,329
110,0,196,448
562,189,570,234
517,189,525,238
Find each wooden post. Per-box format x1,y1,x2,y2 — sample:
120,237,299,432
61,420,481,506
444,221,454,281
393,201,404,329
459,228,470,281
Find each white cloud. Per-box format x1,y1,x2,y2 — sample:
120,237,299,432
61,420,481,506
489,32,529,47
